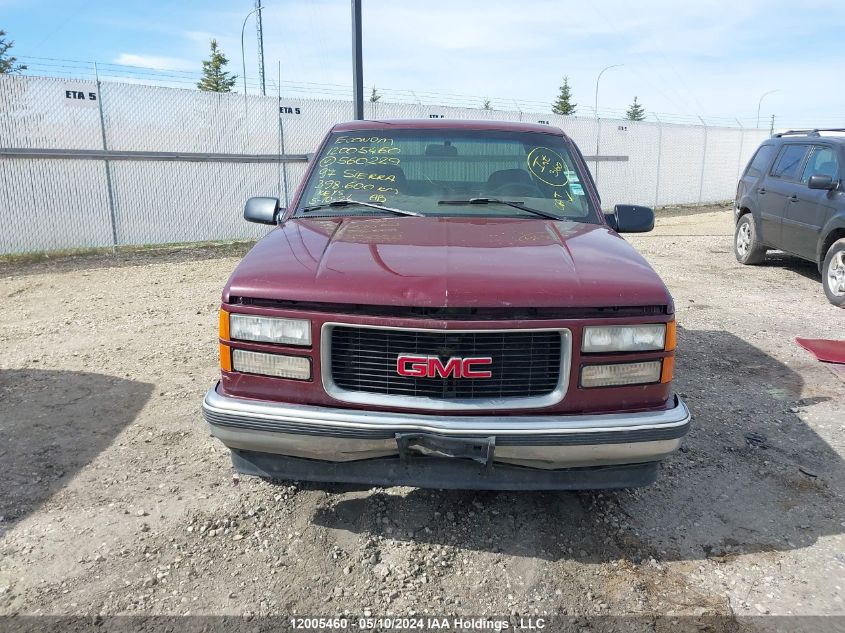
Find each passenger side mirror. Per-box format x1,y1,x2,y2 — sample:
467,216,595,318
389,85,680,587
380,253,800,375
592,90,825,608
605,204,655,233
244,197,282,225
808,175,837,190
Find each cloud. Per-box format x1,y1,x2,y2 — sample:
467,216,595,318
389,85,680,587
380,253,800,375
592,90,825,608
112,53,196,71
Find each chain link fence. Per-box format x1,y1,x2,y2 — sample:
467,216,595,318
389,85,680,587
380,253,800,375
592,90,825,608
0,75,769,255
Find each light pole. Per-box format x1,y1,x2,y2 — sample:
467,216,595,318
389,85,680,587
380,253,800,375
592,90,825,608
351,0,364,120
593,64,623,184
241,5,265,96
594,64,623,120
756,90,780,129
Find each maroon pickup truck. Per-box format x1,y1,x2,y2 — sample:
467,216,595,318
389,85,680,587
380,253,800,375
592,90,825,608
202,119,690,490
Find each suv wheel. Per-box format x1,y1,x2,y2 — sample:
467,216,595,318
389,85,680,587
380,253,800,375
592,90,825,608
823,238,845,307
734,214,767,265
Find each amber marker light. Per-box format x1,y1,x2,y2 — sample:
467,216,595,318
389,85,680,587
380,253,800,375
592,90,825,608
219,309,230,341
220,344,232,371
661,356,675,383
664,320,677,351
219,310,232,371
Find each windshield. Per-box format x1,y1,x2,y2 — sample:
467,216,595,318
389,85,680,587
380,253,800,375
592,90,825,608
296,129,599,223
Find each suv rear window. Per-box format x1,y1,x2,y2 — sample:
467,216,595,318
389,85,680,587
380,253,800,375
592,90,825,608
770,144,810,180
745,145,775,178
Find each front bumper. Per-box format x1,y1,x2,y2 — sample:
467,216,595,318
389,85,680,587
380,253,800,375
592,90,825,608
202,385,691,487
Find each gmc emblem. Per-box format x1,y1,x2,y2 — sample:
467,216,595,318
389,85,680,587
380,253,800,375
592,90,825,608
396,355,493,379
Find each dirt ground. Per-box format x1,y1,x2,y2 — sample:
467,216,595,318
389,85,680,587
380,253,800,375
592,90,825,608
1,204,843,627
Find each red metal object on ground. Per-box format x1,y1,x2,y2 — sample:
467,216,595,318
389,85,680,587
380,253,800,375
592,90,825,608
796,338,845,364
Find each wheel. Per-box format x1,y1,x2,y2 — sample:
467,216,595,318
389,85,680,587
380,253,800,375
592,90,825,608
734,214,767,265
822,238,845,307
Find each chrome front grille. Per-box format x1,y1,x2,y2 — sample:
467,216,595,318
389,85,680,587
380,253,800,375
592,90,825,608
322,324,571,411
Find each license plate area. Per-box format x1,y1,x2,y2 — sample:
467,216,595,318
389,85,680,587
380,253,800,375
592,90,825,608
395,433,495,466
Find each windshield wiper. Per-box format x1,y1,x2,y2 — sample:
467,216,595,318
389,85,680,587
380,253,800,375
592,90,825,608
437,198,563,221
299,200,423,217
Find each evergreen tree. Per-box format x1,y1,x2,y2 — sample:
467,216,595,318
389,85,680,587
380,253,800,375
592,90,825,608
482,98,492,110
0,30,26,74
369,86,381,102
551,77,576,115
197,39,237,92
625,96,646,121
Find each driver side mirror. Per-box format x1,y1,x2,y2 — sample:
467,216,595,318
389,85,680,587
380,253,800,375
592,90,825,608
808,175,837,190
605,204,655,233
244,197,282,225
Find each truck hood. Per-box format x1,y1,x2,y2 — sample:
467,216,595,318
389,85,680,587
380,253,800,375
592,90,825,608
224,217,671,308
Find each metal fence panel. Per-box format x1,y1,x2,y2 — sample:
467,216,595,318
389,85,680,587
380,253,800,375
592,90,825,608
0,158,113,253
0,75,102,150
101,83,279,154
0,75,771,255
109,161,276,246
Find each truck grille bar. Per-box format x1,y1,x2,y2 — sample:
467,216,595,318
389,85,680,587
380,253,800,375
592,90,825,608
322,324,571,411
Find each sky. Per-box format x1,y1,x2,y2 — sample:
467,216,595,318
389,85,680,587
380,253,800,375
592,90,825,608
3,0,845,127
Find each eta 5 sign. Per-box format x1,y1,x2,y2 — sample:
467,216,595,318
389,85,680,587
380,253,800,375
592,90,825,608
279,100,303,117
63,84,98,108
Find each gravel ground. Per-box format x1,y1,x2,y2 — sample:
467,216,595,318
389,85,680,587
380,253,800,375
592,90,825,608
0,205,843,628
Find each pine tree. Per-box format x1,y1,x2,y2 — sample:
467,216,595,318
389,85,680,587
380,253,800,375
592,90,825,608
625,96,646,121
197,39,237,92
551,77,576,115
0,30,27,74
482,98,492,110
369,86,381,102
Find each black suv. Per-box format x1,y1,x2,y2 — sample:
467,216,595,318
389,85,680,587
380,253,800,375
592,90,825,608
734,129,845,306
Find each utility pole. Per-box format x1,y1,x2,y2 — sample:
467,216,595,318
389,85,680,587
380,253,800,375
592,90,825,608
255,0,266,96
351,0,364,120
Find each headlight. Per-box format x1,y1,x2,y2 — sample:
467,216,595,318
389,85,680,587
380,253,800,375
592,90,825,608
229,314,311,346
232,349,311,380
582,324,666,353
581,361,662,388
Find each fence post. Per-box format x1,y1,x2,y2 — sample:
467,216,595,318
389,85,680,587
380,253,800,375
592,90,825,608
653,114,662,209
277,61,289,206
594,117,602,187
735,118,745,183
94,62,119,252
697,116,708,206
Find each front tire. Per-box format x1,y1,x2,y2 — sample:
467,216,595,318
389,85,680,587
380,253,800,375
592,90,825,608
734,214,767,265
822,238,845,307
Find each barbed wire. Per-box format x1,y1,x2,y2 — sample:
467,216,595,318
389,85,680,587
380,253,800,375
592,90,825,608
16,54,840,129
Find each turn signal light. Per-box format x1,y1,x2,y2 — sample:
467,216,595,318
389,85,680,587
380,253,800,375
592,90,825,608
219,309,230,340
664,320,677,351
219,343,232,372
661,356,675,383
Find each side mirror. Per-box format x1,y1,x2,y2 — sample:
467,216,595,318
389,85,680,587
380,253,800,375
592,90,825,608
605,204,655,233
244,197,282,225
808,175,837,190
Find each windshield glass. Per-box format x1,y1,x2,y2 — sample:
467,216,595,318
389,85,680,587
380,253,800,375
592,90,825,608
296,129,599,223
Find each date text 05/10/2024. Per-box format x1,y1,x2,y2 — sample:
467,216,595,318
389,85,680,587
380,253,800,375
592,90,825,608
289,617,547,631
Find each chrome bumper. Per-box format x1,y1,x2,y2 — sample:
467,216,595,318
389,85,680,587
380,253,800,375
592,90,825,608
202,385,691,470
